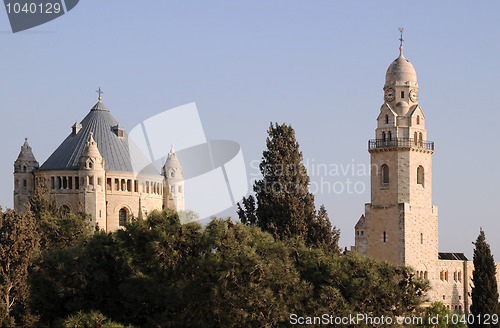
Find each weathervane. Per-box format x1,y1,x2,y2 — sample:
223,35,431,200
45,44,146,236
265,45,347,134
96,87,103,101
398,27,404,47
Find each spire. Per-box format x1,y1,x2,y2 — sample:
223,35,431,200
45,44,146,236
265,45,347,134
163,144,183,174
398,27,404,58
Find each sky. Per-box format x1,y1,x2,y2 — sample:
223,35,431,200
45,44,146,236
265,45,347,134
1,0,499,259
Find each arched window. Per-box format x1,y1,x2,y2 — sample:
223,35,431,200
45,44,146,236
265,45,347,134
414,132,418,145
419,132,423,146
119,208,128,226
445,271,449,281
417,115,420,125
23,166,27,172
420,233,424,244
382,132,386,142
381,164,389,185
424,271,428,279
440,271,444,280
170,171,174,178
385,115,389,124
383,231,387,243
417,166,425,186
388,131,392,141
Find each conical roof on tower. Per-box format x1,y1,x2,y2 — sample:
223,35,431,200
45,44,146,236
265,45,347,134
81,132,102,159
163,144,182,169
39,101,159,176
16,138,38,163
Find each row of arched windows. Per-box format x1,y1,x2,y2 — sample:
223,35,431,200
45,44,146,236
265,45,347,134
439,270,462,282
416,271,428,279
51,176,80,190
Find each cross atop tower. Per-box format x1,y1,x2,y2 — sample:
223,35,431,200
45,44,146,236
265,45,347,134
96,87,103,101
398,27,404,47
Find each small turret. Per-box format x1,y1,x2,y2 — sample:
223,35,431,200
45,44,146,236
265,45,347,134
79,132,104,171
14,138,39,211
162,145,185,211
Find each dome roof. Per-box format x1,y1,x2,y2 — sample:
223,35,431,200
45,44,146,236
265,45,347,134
385,46,417,86
39,101,160,177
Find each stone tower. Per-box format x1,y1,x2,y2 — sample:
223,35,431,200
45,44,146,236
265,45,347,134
13,138,39,211
355,41,438,277
78,132,106,228
162,145,185,212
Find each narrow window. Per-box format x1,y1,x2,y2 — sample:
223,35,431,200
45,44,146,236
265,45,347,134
115,178,120,191
68,177,73,189
171,171,174,178
445,271,449,281
383,231,387,243
417,165,425,186
388,131,392,141
458,271,462,282
440,271,444,280
23,179,27,187
420,233,424,244
23,166,27,172
89,176,94,186
119,208,128,226
401,91,404,98
134,180,138,192
98,178,102,186
414,132,418,145
419,132,423,146
178,185,182,193
107,178,112,191
454,271,457,282
424,271,428,279
58,177,62,189
417,115,420,125
121,179,126,191
89,162,93,169
63,177,67,189
381,164,389,185
382,132,386,142
170,185,174,193
75,177,80,190
127,180,131,192
51,177,55,189
385,115,389,124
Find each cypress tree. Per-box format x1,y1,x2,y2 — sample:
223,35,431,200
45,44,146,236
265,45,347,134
470,229,499,328
238,122,339,252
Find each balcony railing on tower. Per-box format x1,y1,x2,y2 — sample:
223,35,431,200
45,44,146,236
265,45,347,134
368,138,434,151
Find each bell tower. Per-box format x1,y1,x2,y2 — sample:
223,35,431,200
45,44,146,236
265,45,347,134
355,34,438,276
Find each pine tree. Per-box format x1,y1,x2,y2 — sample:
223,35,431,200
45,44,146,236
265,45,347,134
470,229,499,328
0,208,39,326
238,122,339,252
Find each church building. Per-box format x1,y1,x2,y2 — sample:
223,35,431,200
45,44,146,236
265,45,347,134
354,34,500,313
13,92,185,232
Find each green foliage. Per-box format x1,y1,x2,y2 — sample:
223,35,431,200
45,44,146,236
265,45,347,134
470,229,499,328
238,122,340,252
29,209,429,327
29,179,92,250
60,310,130,328
0,208,40,327
417,302,467,328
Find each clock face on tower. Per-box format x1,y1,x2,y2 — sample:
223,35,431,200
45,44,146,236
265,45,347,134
384,88,395,102
409,89,418,102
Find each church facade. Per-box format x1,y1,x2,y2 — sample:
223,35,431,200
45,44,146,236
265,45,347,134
13,96,185,232
354,39,500,313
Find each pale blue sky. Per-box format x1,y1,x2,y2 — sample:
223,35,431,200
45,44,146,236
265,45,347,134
1,1,499,259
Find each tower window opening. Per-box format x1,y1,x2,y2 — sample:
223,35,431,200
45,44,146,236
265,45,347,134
23,179,27,187
458,271,462,282
119,208,128,226
420,233,424,244
57,177,62,189
445,271,449,281
23,166,26,172
115,178,119,191
51,177,55,189
388,131,392,141
419,132,423,146
107,178,112,191
385,115,389,124
134,180,138,192
414,132,418,145
401,91,404,98
171,185,174,193
68,177,73,189
424,271,428,279
382,132,386,142
383,231,387,243
454,271,457,282
417,115,420,125
75,177,80,189
127,180,131,192
381,164,389,185
417,165,425,186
